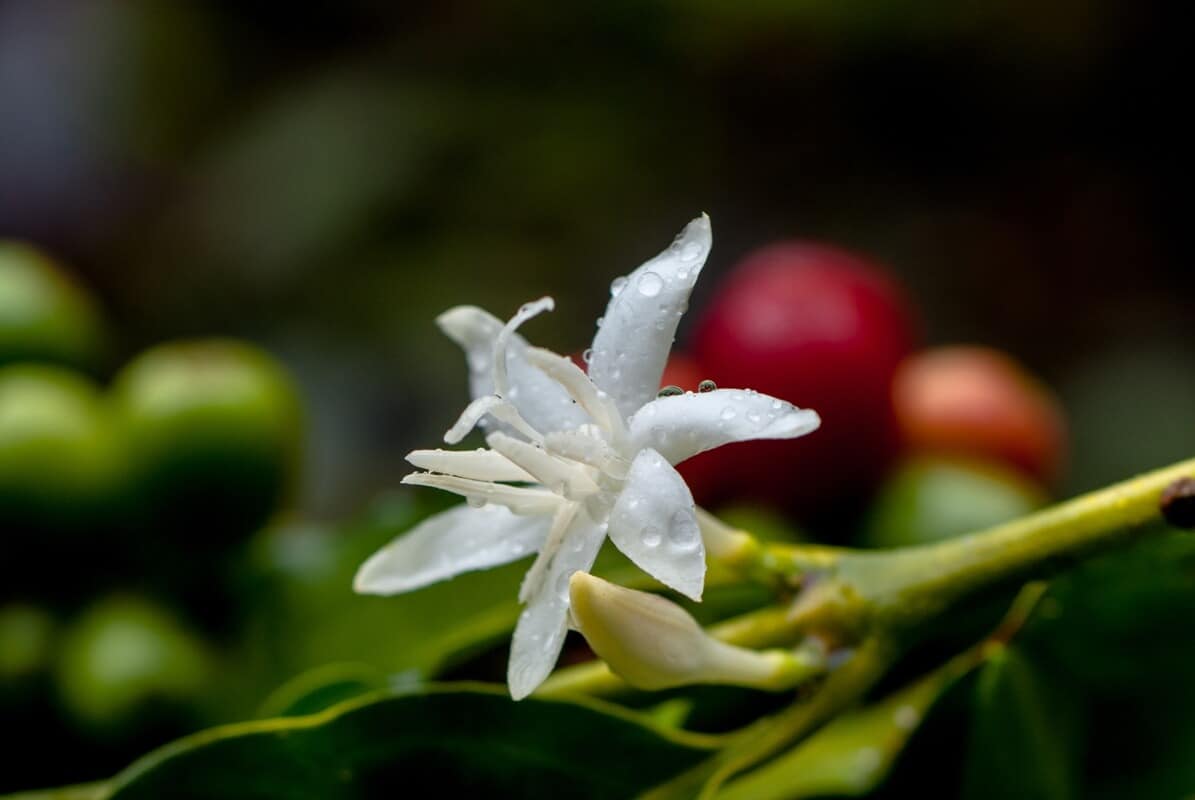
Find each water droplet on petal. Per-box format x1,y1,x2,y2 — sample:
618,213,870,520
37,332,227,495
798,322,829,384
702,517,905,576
610,277,628,297
467,496,486,508
556,571,573,601
667,511,700,552
746,410,762,424
637,271,664,297
680,241,702,262
642,526,662,547
582,348,594,364
720,406,737,421
698,379,717,393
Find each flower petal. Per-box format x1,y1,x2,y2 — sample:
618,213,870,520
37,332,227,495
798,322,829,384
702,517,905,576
587,215,712,420
627,389,820,465
607,448,705,601
353,504,551,595
437,305,590,435
507,511,606,700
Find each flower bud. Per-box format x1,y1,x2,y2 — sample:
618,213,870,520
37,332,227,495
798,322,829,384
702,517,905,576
568,572,821,691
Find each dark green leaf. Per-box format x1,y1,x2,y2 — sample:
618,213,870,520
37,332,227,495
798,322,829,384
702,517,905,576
91,685,716,799
962,650,1081,800
715,661,961,800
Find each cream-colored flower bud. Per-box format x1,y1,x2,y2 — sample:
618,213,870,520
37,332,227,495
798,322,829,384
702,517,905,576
568,572,822,691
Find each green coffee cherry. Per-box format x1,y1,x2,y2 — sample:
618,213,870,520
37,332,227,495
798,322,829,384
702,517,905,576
110,339,303,542
861,456,1046,548
0,242,107,371
55,596,210,727
0,605,56,683
0,365,123,537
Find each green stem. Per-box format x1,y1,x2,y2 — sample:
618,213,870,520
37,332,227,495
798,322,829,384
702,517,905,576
642,638,896,800
791,457,1195,633
841,454,1195,621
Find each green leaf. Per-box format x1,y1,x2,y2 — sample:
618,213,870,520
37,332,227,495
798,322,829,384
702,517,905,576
4,784,109,800
36,685,717,800
1017,529,1195,798
255,663,393,718
962,650,1081,800
715,661,961,800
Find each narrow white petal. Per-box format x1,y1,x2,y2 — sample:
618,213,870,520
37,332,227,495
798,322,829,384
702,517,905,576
628,389,820,465
406,449,534,482
507,512,606,700
607,448,705,601
437,305,590,435
587,215,712,420
401,473,561,515
353,504,550,595
487,432,600,500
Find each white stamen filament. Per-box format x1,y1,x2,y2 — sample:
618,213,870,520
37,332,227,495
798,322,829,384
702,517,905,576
487,432,600,500
493,297,555,399
518,501,579,603
524,346,627,442
544,430,631,482
400,472,561,515
444,395,543,445
406,448,534,482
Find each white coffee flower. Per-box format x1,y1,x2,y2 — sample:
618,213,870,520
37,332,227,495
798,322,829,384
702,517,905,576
355,215,820,699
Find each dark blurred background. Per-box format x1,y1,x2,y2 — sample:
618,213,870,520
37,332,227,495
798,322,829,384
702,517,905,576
2,1,1194,793
2,0,1190,516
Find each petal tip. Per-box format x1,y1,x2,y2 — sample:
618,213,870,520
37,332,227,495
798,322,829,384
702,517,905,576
436,305,497,345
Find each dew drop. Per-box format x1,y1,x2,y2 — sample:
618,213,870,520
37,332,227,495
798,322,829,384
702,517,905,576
637,271,664,297
466,496,486,508
667,511,700,552
771,399,783,410
658,385,683,397
556,571,573,601
680,241,703,262
698,379,717,393
596,316,605,328
610,276,628,297
746,410,762,424
582,348,594,364
642,526,662,548
720,406,737,421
